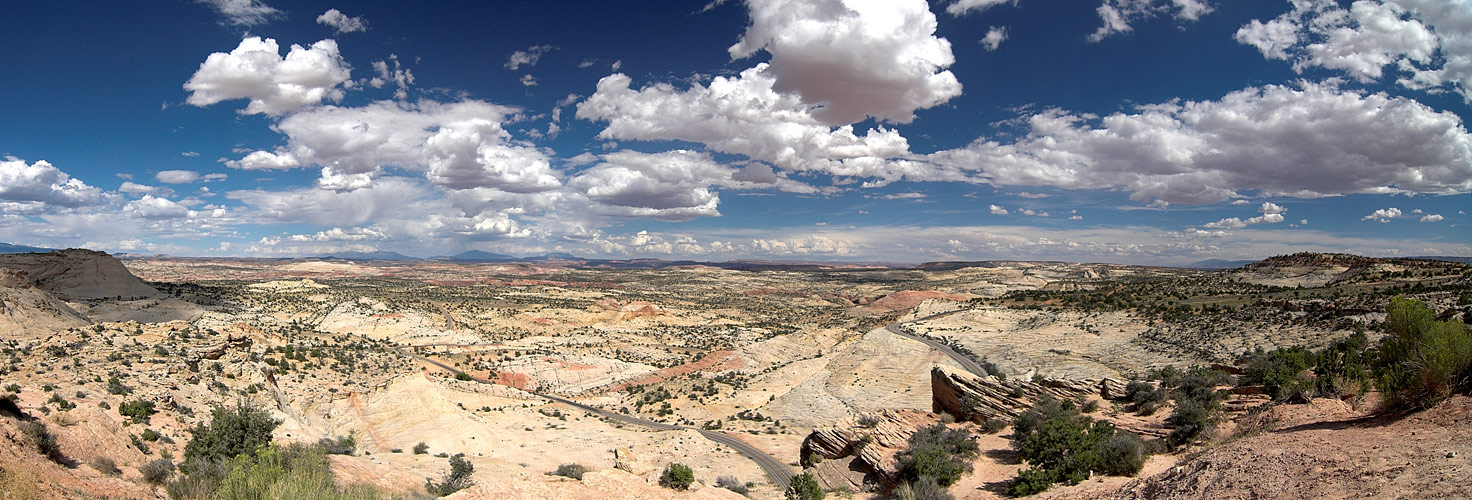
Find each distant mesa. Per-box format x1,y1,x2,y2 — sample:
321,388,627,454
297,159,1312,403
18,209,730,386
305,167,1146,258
0,242,52,254
318,250,418,261
1186,259,1257,270
437,250,519,262
0,248,162,301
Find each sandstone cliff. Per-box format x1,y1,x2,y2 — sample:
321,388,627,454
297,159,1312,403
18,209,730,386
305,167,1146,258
930,365,1125,422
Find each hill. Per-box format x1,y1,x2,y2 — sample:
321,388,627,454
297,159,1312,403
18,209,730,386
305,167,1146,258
437,250,517,262
318,250,418,261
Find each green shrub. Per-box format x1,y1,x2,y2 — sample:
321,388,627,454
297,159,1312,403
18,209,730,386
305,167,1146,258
980,418,1007,434
140,458,175,485
425,453,474,496
552,463,588,480
898,424,979,487
119,399,155,424
1165,398,1215,448
784,472,823,500
1124,381,1166,414
141,428,160,442
1006,397,1152,495
1096,433,1146,476
413,442,429,455
316,432,357,455
454,372,472,381
1376,298,1472,412
182,402,280,473
659,462,694,490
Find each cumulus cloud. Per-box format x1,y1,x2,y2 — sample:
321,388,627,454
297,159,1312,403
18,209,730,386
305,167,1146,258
184,37,352,116
118,182,164,195
262,99,561,193
1090,0,1215,42
981,26,1008,51
929,81,1472,204
1259,202,1286,214
0,158,104,208
198,0,280,26
947,0,1015,16
225,150,301,170
1237,0,1472,102
728,0,961,125
989,204,1009,215
578,67,947,185
1420,213,1444,222
124,195,190,219
569,150,765,221
505,45,555,70
369,55,414,100
316,9,367,34
1363,207,1402,222
156,170,201,184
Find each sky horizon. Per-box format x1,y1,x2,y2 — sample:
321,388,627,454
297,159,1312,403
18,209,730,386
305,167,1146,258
2,0,1469,265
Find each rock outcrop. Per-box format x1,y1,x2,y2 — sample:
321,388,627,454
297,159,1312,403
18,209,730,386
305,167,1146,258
0,268,90,334
799,409,939,491
0,249,161,301
931,365,1125,422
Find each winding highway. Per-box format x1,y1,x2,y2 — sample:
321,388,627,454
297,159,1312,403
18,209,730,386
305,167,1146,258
886,312,992,378
394,310,984,491
398,348,794,490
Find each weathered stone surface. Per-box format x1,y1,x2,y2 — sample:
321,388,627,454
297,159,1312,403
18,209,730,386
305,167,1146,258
931,365,1126,423
799,409,937,490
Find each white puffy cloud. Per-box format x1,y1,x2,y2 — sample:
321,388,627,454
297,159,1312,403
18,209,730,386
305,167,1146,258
1259,202,1286,214
156,170,201,184
930,81,1472,204
568,150,738,221
265,99,561,193
316,9,367,34
728,0,961,125
1237,0,1472,102
184,37,352,116
288,226,387,242
1420,213,1444,222
227,177,428,226
1090,0,1215,42
225,150,301,170
0,158,104,207
124,195,190,219
505,45,555,70
198,0,280,26
947,0,1015,16
981,26,1008,51
578,67,945,185
369,55,414,100
421,119,562,193
1363,207,1402,222
989,204,1009,215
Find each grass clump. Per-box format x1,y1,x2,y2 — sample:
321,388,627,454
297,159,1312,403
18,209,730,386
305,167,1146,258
118,399,156,425
90,456,120,476
715,475,748,494
20,421,65,464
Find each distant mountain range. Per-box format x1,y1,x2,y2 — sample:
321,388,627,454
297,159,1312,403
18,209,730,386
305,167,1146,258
1185,259,1258,270
0,242,52,254
1409,256,1472,265
318,250,418,261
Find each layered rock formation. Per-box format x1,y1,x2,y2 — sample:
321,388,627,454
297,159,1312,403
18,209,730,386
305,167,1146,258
799,409,940,491
931,365,1125,422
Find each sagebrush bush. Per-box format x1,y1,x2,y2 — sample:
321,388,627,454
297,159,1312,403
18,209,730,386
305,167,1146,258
19,421,64,463
140,458,174,485
552,463,588,480
90,456,120,476
1006,397,1153,496
715,475,747,494
425,453,474,496
182,402,280,472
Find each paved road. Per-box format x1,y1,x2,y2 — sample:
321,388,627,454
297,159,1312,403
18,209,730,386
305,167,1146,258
886,311,992,378
399,348,794,490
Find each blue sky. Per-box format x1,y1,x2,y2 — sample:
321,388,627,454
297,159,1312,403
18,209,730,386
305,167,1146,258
1,0,1468,264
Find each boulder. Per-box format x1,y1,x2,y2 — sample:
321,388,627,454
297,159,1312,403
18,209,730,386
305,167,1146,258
799,409,936,490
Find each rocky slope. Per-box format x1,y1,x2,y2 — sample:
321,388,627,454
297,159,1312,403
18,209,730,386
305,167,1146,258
0,249,162,301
